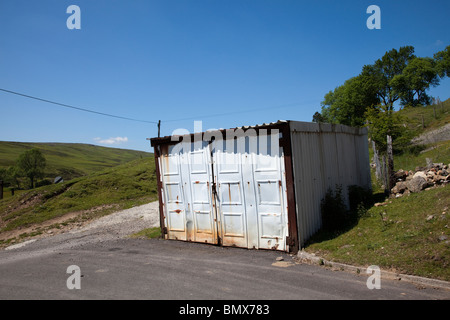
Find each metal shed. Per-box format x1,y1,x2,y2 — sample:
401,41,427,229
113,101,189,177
150,120,371,253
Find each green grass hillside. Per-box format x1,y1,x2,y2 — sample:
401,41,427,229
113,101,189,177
0,156,157,246
0,141,152,181
397,97,450,136
305,185,449,281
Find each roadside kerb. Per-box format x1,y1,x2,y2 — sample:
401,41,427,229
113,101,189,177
296,250,450,291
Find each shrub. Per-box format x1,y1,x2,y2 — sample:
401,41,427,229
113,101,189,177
348,185,373,212
321,185,347,232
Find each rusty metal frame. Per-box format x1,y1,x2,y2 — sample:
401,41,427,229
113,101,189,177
278,121,299,253
152,143,167,238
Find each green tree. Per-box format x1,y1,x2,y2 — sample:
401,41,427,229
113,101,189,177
434,45,450,78
361,46,416,111
16,148,46,189
319,75,379,127
392,57,440,107
7,166,22,189
365,105,411,153
312,111,325,123
0,167,6,180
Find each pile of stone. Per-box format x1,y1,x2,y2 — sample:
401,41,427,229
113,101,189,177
391,162,450,197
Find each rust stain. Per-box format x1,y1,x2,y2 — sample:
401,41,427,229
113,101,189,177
195,181,200,184
174,209,181,214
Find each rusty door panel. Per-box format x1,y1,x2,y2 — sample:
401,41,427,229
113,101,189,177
250,132,288,251
159,131,289,252
185,144,217,244
212,132,288,251
160,145,187,241
160,141,217,243
213,137,249,248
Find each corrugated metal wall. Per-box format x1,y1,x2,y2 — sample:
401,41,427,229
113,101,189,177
289,121,370,247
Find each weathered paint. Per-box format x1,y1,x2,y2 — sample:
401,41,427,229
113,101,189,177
150,120,370,253
289,122,370,248
154,128,289,251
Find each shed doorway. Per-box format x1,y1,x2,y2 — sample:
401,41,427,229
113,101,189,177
159,131,290,251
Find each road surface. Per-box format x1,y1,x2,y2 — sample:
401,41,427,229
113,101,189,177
0,202,449,301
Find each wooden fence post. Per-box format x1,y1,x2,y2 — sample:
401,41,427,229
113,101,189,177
387,135,395,192
372,140,381,181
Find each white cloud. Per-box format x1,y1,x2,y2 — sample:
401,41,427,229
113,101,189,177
435,39,444,47
94,136,128,145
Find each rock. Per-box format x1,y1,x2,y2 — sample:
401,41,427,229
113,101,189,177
394,170,407,181
426,215,434,221
439,235,448,241
276,256,284,261
391,181,407,194
374,202,387,207
433,175,446,184
413,171,427,180
407,176,428,193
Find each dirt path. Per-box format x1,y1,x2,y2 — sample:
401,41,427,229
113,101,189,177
412,123,450,145
2,201,160,251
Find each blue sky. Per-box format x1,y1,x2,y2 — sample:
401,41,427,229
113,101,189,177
1,0,449,152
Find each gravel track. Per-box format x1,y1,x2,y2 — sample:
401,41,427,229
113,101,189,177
2,201,160,254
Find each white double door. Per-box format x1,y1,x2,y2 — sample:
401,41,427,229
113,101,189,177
160,134,289,251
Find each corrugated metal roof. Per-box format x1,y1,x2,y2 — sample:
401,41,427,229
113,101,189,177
149,120,289,146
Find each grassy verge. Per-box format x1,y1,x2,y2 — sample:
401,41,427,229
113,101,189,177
304,184,449,281
309,139,450,281
130,227,161,239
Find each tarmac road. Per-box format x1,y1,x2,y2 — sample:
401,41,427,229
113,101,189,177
0,236,449,300
0,202,448,301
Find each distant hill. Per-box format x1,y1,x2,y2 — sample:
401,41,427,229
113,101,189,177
0,141,152,181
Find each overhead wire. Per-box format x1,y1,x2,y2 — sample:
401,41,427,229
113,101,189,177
0,88,159,124
0,88,317,133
